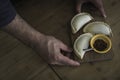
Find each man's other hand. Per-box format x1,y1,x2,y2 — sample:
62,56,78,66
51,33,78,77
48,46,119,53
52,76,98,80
36,36,80,66
76,0,106,18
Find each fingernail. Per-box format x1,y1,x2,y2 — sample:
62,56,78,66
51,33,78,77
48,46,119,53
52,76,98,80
103,14,107,18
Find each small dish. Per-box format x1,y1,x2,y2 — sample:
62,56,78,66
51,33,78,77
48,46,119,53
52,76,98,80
90,34,112,53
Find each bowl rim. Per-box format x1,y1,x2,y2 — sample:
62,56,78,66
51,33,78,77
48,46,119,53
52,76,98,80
90,34,112,53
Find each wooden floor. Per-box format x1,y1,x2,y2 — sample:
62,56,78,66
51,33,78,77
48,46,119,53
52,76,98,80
0,0,120,80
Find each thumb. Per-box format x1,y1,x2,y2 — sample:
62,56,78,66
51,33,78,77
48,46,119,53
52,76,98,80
76,2,82,13
99,6,106,18
76,0,84,13
58,54,80,66
92,0,106,18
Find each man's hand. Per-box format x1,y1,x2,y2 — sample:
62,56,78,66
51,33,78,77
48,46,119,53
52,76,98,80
76,0,106,18
35,36,80,66
2,14,80,66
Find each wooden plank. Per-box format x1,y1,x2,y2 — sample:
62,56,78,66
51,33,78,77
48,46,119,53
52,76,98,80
0,31,8,40
0,35,19,57
0,43,34,74
27,67,60,80
0,42,60,80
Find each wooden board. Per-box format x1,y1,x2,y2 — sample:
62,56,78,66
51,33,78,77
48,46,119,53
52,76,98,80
70,24,114,63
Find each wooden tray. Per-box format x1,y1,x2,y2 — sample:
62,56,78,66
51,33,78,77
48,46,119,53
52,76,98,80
70,26,114,63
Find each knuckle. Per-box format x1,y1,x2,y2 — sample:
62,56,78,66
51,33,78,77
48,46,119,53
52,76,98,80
54,55,60,61
50,54,58,61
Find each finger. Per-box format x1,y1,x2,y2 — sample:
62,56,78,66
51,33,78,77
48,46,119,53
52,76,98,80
76,2,82,13
99,6,106,18
91,0,106,18
96,0,106,18
50,61,64,66
58,54,80,66
76,0,83,13
59,42,72,52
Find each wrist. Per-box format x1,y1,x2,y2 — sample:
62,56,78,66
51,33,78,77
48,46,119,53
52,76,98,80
32,32,46,47
1,14,47,50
